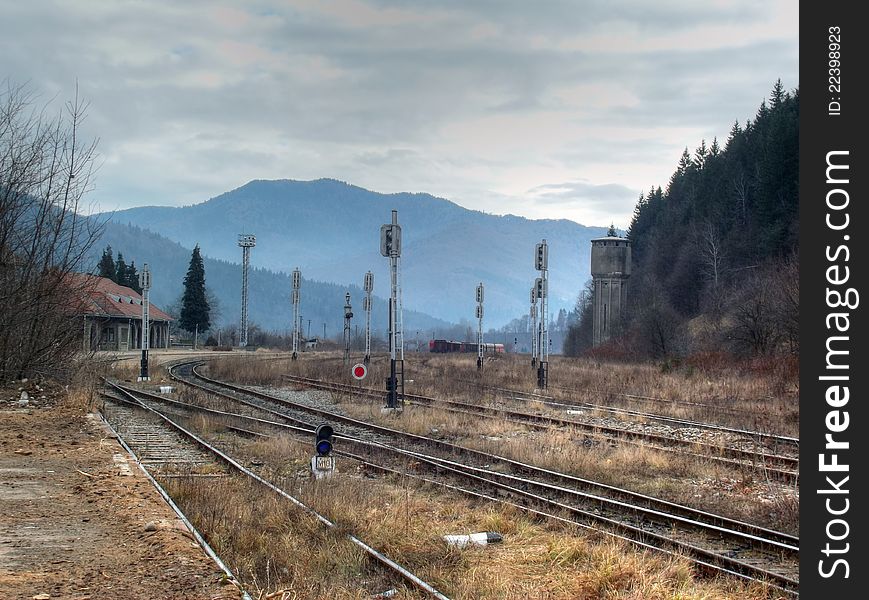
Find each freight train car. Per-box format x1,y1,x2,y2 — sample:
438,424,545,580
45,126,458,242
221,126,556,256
429,339,505,353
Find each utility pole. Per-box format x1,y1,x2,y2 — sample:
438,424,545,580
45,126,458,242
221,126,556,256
137,264,151,382
363,271,373,364
475,282,484,371
535,240,549,389
381,210,404,409
291,268,301,360
237,234,256,347
343,292,353,365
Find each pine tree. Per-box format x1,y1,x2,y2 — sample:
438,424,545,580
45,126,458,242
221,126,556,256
127,261,142,294
179,245,210,346
770,78,785,108
97,246,116,281
115,253,128,286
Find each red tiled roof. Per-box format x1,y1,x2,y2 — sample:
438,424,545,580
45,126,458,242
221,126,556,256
69,274,172,321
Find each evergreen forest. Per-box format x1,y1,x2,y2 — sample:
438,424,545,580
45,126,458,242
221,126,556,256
566,81,799,360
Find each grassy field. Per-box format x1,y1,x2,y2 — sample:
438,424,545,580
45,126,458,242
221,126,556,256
205,351,798,533
163,423,791,600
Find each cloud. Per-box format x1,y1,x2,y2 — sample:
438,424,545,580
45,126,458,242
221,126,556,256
527,181,640,208
0,0,798,225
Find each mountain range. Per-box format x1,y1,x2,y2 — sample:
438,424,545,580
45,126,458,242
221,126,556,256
94,179,606,332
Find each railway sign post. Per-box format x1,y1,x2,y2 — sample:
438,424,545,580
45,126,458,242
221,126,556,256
352,363,367,380
311,423,335,479
137,264,151,382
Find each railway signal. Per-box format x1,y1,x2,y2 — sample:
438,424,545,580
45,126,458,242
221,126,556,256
312,424,335,478
530,286,538,368
534,240,549,389
476,282,484,371
382,210,404,410
343,292,353,366
138,264,151,382
363,271,373,364
291,268,301,360
315,424,334,455
535,241,548,271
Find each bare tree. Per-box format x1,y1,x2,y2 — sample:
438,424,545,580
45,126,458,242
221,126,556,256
0,81,102,380
731,170,750,224
700,220,725,290
769,252,799,355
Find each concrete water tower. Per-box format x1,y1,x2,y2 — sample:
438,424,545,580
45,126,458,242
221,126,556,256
591,225,631,346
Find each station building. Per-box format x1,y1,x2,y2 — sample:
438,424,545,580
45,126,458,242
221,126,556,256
72,274,172,352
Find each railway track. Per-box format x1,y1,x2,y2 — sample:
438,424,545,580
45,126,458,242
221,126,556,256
277,373,799,482
100,385,452,600
141,360,800,594
544,382,788,419
464,382,799,450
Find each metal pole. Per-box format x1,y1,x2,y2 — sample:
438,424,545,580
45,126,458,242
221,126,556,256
382,209,403,409
535,240,549,389
540,242,549,389
343,292,353,365
138,264,151,381
530,287,538,367
476,282,484,371
292,268,301,360
364,271,373,364
238,234,256,347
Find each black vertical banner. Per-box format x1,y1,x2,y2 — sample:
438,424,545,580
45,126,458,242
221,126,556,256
800,1,867,597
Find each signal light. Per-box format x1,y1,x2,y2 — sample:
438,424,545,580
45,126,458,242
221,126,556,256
380,224,401,257
535,240,548,271
315,424,334,456
535,277,546,299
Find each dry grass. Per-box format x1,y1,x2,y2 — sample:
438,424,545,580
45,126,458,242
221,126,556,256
204,352,800,534
164,425,791,600
334,399,799,531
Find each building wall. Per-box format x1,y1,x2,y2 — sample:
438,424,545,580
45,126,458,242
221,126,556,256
83,317,171,352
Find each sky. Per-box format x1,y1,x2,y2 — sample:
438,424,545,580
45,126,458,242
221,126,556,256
1,0,798,228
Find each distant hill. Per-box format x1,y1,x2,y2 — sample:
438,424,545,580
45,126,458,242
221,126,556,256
89,220,453,338
99,179,606,326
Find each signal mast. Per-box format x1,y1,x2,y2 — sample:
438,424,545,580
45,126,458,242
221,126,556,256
291,268,301,360
476,282,484,371
381,210,404,409
137,263,151,382
535,240,549,389
363,271,374,364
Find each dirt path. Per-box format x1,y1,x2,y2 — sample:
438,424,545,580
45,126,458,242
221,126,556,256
0,399,242,600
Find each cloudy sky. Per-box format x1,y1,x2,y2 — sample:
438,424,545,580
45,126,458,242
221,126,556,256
2,0,798,228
